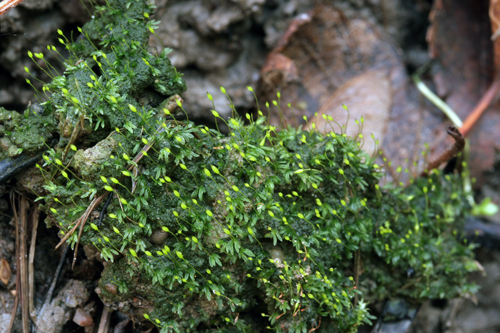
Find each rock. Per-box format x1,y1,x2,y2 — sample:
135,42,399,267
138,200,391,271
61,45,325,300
36,279,91,333
73,307,93,327
72,136,118,181
150,228,168,244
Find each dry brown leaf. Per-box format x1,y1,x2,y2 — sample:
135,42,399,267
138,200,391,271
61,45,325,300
260,53,299,88
0,257,11,285
308,70,392,153
258,5,403,132
426,0,497,184
490,0,500,75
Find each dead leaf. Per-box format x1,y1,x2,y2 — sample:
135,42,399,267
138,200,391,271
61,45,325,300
489,0,500,75
258,4,427,174
260,53,299,88
258,5,403,131
0,257,11,285
308,70,392,153
427,0,497,185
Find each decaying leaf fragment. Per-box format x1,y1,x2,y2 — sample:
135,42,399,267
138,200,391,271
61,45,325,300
0,257,11,285
308,70,392,153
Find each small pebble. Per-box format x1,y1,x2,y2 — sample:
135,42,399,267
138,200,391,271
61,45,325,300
73,308,93,327
150,229,168,244
104,283,118,295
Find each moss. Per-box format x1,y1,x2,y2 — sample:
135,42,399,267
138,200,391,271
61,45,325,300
6,0,478,332
43,115,477,332
0,106,57,160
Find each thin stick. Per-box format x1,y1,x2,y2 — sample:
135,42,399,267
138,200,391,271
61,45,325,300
54,195,104,250
307,316,321,333
97,307,111,333
29,203,39,320
98,193,113,226
411,104,424,178
0,0,25,16
7,193,19,333
421,125,465,176
380,151,397,181
354,249,360,307
127,120,207,172
53,194,106,271
72,216,87,270
460,81,500,137
73,194,106,269
113,317,131,333
62,123,80,160
20,196,29,333
43,245,70,306
6,290,18,333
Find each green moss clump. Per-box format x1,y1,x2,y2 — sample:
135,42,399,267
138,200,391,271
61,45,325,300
0,106,57,160
43,114,477,332
10,0,478,332
43,0,186,154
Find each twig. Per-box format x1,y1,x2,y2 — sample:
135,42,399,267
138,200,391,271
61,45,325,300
421,125,465,176
0,0,25,16
444,299,464,330
113,317,131,333
20,196,29,333
299,39,337,92
460,81,500,137
7,273,19,333
54,194,106,270
354,250,360,307
29,203,39,320
97,307,111,333
307,316,321,333
410,103,424,178
7,192,19,333
62,122,81,161
72,195,106,270
98,193,113,226
43,245,70,306
413,64,500,137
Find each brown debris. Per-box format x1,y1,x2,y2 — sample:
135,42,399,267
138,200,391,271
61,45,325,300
426,0,497,184
421,125,465,176
19,195,29,333
0,258,10,286
258,4,402,153
260,53,299,88
489,0,500,76
460,81,500,137
273,11,313,53
28,203,39,319
0,0,25,16
104,283,118,295
308,70,392,154
97,307,111,333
